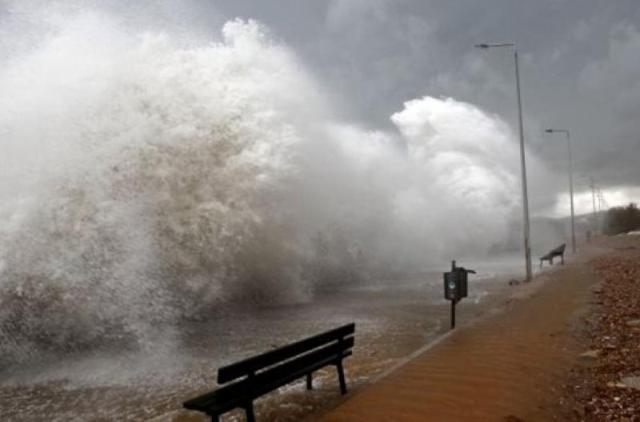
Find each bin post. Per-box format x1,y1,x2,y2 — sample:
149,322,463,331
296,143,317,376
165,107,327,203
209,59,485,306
450,299,456,329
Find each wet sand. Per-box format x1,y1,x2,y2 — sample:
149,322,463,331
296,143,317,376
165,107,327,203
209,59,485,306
321,247,603,421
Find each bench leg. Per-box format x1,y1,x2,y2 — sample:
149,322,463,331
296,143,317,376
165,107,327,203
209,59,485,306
550,257,554,265
209,415,220,422
306,372,313,390
336,361,347,395
244,403,255,422
561,254,564,265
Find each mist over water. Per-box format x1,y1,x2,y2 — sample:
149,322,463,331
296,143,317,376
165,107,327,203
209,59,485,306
0,3,527,366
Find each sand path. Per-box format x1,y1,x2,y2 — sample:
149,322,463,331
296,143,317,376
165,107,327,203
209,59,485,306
322,258,597,421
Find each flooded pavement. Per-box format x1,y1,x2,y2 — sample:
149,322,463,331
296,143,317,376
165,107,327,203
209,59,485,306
1,266,520,421
323,249,603,422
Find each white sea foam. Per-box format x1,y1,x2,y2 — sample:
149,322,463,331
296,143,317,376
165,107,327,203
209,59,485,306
0,3,534,366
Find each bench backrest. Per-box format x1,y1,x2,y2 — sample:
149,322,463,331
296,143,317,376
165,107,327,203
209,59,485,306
217,323,355,384
551,243,566,254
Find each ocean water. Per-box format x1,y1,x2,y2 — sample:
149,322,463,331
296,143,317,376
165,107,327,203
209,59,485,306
0,262,522,422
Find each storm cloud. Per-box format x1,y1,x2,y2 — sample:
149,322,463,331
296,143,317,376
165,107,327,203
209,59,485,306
209,0,640,215
1,0,638,216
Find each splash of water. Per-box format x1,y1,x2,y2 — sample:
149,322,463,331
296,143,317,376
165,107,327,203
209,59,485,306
0,4,525,366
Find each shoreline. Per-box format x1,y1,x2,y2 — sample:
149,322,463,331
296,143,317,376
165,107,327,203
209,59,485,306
0,261,517,422
0,252,586,422
0,237,609,422
173,271,519,422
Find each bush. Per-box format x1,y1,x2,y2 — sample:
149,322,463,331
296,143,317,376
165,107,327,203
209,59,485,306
604,203,640,235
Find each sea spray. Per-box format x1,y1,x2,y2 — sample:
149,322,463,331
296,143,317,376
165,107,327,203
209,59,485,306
0,4,534,367
0,15,318,365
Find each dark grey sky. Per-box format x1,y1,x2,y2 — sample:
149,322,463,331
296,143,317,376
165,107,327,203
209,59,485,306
2,0,637,213
208,0,640,206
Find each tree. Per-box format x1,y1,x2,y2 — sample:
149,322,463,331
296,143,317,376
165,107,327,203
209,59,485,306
604,203,640,235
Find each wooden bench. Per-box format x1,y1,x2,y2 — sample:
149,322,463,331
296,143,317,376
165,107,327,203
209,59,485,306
183,323,355,422
540,243,566,268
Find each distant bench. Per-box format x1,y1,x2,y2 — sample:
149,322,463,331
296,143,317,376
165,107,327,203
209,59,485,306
183,323,355,422
540,243,566,268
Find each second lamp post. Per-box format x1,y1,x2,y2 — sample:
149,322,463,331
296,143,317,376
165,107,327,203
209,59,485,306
546,128,577,253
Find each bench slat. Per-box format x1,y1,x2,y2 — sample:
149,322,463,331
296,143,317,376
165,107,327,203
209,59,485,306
541,244,565,260
185,338,354,414
184,351,353,415
252,338,353,395
217,323,355,383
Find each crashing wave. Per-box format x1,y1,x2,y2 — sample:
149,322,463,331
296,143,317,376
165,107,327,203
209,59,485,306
0,5,528,366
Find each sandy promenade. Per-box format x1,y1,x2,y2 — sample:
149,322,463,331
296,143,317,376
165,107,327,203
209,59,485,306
322,246,603,421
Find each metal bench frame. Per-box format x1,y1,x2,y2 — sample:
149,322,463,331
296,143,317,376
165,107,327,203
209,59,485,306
539,243,566,268
183,323,355,422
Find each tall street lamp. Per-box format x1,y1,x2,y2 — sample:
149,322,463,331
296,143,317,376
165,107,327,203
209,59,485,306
544,129,576,254
475,42,532,282
588,176,598,234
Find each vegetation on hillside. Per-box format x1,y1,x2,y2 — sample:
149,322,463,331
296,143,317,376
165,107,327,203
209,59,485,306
604,203,640,235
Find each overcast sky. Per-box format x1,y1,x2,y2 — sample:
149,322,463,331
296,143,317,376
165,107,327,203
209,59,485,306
2,0,639,215
202,0,640,215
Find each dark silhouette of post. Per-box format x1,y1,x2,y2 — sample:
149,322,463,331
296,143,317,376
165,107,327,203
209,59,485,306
451,298,457,329
451,260,457,329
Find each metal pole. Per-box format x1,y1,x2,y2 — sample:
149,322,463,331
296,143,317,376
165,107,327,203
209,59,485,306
590,177,597,233
450,300,456,329
566,132,576,254
545,129,576,253
514,50,532,282
475,43,532,281
597,188,604,231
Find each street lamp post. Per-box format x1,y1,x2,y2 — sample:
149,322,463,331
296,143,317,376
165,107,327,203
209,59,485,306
545,129,576,254
475,42,532,282
589,177,598,234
